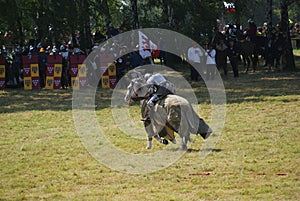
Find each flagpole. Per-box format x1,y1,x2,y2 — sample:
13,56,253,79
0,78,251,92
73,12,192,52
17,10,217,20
220,1,225,32
267,0,273,37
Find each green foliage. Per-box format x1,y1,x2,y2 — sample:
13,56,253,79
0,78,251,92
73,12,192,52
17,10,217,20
0,0,299,47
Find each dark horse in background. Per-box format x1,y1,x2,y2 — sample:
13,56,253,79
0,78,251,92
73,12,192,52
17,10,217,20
212,30,267,73
239,35,268,72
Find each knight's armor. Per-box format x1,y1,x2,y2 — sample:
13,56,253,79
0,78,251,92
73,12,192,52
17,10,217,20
144,73,175,107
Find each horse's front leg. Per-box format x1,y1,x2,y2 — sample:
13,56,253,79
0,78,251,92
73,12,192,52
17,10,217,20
146,136,153,149
146,135,168,149
144,120,156,149
144,117,168,149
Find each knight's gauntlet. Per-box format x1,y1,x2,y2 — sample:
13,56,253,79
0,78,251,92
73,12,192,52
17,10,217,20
148,85,155,94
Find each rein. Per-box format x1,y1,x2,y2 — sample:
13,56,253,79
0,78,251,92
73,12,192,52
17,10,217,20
132,97,146,101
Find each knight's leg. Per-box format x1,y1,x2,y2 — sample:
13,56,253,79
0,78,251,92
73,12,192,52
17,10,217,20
148,86,169,107
147,94,159,107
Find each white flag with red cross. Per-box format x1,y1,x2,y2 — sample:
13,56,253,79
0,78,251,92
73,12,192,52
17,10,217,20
223,1,236,13
138,31,158,51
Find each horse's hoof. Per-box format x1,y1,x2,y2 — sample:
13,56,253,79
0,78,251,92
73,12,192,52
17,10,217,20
180,145,187,150
162,139,169,145
146,146,152,149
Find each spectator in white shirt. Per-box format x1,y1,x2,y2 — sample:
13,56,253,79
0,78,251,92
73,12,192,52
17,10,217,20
187,42,203,81
205,44,216,80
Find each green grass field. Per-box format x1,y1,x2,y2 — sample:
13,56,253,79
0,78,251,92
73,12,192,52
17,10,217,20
1,57,300,200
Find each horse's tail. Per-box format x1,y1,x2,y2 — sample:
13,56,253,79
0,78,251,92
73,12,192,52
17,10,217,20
187,107,212,139
197,117,213,139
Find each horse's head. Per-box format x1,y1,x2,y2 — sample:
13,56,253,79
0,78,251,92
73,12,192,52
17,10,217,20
124,77,149,103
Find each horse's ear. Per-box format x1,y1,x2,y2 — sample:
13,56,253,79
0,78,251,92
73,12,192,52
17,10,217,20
127,70,143,80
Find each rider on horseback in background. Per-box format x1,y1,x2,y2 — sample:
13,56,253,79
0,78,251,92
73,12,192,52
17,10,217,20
246,19,257,42
245,19,260,68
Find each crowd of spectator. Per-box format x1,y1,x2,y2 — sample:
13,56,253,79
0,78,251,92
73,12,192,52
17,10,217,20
210,19,300,76
0,23,162,89
1,20,299,89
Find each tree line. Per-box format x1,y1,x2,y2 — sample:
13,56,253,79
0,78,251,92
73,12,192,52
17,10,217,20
0,0,299,69
0,0,298,45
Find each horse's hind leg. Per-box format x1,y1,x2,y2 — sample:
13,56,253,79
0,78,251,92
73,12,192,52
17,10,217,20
252,53,258,72
180,137,187,150
243,54,250,73
146,135,165,149
252,61,256,72
178,125,190,150
180,135,192,150
246,57,251,73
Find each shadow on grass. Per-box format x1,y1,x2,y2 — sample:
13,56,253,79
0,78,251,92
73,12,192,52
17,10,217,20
0,87,113,113
224,72,300,104
165,57,300,105
192,70,300,105
1,56,299,113
187,148,222,153
222,54,300,104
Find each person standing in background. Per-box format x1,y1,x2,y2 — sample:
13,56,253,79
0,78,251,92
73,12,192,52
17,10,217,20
205,44,216,80
187,42,203,81
227,40,239,78
38,47,47,88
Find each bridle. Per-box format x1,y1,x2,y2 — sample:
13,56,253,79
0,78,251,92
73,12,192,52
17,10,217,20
129,80,150,102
